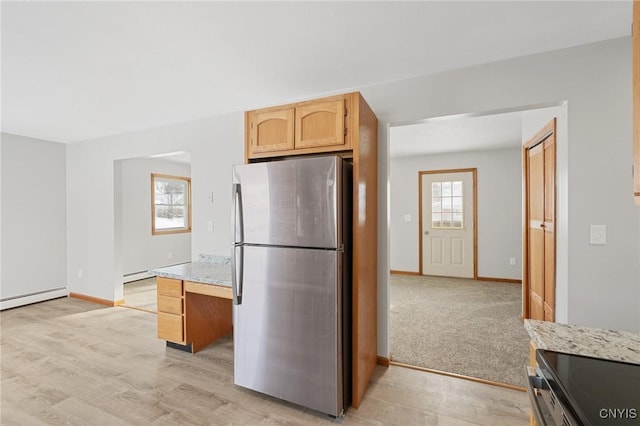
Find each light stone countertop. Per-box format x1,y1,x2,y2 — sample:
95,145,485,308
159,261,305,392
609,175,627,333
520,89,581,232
149,255,231,287
524,319,640,364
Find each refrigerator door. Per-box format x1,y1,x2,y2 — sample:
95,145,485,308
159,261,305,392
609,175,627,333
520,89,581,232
232,156,341,249
234,245,343,416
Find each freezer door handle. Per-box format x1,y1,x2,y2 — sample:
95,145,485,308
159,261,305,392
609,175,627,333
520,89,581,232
232,182,244,244
232,245,244,305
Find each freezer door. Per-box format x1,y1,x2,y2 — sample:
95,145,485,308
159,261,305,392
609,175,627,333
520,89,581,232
232,156,341,248
233,245,343,416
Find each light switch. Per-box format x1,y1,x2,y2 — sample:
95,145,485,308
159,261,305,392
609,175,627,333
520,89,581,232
589,225,606,245
403,214,412,223
207,220,213,232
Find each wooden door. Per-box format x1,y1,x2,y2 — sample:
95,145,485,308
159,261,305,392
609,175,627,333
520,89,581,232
527,144,545,320
294,97,346,149
246,107,295,155
420,170,476,278
543,140,556,321
524,119,556,322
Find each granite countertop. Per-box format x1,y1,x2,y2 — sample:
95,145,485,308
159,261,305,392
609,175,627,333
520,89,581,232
524,319,640,365
149,255,231,287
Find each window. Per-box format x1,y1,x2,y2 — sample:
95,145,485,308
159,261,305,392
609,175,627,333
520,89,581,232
151,173,191,235
431,180,463,229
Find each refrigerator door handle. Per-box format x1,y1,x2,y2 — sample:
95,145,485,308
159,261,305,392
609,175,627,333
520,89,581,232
232,182,244,244
232,245,244,305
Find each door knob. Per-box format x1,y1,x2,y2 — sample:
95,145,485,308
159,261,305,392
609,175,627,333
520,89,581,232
424,231,429,235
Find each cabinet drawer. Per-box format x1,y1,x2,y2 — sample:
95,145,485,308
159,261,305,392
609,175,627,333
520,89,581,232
158,295,183,315
157,277,183,297
157,312,184,343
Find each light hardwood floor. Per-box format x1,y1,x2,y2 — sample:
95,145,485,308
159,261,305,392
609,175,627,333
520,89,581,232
1,297,530,425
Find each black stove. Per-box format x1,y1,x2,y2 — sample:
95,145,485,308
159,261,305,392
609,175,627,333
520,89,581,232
528,349,640,425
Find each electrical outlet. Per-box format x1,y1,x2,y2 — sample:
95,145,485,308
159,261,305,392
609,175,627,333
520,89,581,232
590,225,607,245
168,251,173,259
207,220,213,232
403,214,412,223
509,257,516,266
77,269,83,278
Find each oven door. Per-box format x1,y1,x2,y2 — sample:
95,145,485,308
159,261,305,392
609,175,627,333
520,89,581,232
525,366,553,426
525,366,580,426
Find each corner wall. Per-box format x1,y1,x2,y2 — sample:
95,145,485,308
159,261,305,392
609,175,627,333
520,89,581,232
1,133,67,308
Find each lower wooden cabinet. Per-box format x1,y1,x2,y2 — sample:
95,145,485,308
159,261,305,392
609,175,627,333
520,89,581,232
157,312,184,343
156,277,234,352
157,277,185,344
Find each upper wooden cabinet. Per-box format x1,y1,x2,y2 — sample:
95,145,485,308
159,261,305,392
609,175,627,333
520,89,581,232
247,107,295,154
633,0,640,205
295,97,346,149
245,94,351,160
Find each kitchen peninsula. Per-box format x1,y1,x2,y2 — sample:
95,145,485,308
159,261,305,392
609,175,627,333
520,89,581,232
149,255,232,353
524,319,640,364
524,320,640,426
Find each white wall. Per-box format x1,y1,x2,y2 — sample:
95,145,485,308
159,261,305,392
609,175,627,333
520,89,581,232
390,148,522,280
363,37,639,346
1,133,67,306
66,112,243,301
65,37,640,359
118,157,191,276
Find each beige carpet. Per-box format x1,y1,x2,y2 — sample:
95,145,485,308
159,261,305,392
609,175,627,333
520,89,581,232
390,274,530,387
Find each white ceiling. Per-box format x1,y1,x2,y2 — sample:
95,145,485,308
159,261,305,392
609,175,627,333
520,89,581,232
1,1,633,144
390,110,524,158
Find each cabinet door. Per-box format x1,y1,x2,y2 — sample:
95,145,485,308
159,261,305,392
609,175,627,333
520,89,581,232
157,312,184,343
247,107,295,155
295,98,346,149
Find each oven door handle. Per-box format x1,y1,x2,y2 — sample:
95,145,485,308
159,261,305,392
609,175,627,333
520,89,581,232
525,366,548,426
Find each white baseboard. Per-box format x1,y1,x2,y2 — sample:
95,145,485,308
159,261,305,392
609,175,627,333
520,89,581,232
0,287,69,310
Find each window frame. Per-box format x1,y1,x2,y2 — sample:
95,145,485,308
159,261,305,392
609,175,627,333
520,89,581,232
151,173,192,235
431,179,464,230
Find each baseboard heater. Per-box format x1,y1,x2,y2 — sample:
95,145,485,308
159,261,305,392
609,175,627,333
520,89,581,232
123,271,153,283
0,287,69,310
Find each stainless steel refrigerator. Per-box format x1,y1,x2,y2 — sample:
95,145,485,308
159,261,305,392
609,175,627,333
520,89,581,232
231,156,352,417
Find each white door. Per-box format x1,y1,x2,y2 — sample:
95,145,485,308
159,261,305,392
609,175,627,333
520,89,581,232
421,170,475,278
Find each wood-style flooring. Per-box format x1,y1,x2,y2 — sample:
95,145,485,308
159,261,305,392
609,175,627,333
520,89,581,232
1,297,530,425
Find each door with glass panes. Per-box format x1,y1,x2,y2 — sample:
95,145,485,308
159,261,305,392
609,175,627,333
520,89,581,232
420,169,476,278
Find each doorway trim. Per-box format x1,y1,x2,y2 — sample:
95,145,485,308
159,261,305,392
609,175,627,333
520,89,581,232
418,168,478,278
